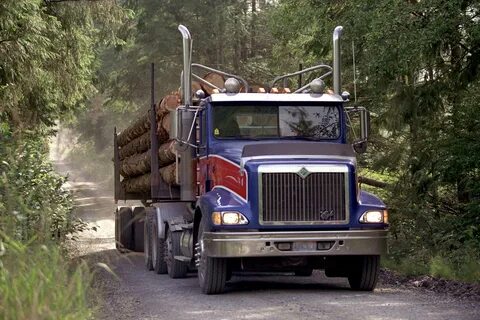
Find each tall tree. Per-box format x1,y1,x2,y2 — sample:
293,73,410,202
270,0,480,273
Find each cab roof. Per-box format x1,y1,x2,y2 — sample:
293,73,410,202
208,93,344,103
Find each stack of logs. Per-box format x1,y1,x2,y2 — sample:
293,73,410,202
118,93,181,193
117,72,229,194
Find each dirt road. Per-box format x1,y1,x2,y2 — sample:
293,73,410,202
60,163,479,320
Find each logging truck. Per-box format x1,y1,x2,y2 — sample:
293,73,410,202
113,25,388,294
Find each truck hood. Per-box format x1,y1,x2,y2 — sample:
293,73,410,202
211,141,356,166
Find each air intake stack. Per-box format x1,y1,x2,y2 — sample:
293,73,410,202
333,26,343,95
177,25,195,201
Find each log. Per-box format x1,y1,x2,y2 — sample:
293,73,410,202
120,141,176,177
120,150,150,177
192,80,202,94
117,111,151,147
119,129,170,161
358,176,389,189
121,163,177,193
158,140,176,165
156,92,181,116
160,163,176,185
121,172,151,193
201,72,225,95
118,93,180,148
161,112,172,133
119,132,150,160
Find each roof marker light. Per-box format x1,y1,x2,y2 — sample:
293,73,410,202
224,78,241,93
310,78,326,94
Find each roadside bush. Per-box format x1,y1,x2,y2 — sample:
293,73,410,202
0,136,94,319
0,235,93,320
0,137,87,241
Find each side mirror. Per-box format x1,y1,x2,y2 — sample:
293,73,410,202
346,106,370,154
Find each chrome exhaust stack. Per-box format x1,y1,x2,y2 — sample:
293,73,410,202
178,25,192,106
177,25,195,201
333,26,343,95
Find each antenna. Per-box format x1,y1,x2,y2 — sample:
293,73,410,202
352,40,357,104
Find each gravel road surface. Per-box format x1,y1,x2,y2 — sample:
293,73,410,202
60,163,479,320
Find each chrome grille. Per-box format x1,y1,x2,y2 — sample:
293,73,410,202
260,171,348,224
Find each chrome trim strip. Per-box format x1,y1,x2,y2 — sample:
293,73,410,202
257,164,350,225
202,230,388,257
240,155,356,170
211,186,247,203
258,164,348,173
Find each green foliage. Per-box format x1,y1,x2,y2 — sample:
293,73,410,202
69,0,276,169
0,0,130,239
270,0,480,282
101,0,274,111
0,1,129,315
0,236,93,320
0,0,131,131
0,137,87,241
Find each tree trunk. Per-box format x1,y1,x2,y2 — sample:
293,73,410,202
250,0,256,59
119,131,151,160
117,111,151,147
120,141,176,177
358,176,389,189
118,92,180,148
156,92,180,116
121,163,177,193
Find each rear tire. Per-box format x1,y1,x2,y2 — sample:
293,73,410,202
196,215,227,294
116,207,133,252
151,215,167,274
144,213,153,271
165,228,188,278
348,255,380,291
133,215,145,252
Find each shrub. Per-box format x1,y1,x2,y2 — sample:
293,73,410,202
0,236,93,320
0,137,87,241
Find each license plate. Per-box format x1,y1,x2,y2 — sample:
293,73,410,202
292,241,316,251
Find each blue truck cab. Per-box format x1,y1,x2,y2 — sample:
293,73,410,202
114,25,388,295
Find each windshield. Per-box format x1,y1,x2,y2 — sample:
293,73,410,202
212,104,341,140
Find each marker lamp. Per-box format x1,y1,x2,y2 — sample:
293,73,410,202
359,210,388,224
212,211,249,225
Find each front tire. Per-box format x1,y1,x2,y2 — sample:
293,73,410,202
151,215,167,274
165,229,188,278
348,255,380,291
196,215,227,294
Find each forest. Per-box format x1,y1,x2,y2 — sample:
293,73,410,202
0,0,479,318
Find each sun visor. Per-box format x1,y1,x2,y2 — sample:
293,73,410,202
242,142,355,158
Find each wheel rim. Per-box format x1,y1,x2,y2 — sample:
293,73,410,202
195,239,206,284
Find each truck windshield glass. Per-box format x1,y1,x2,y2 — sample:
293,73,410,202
213,104,340,140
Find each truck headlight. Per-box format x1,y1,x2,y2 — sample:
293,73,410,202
211,211,249,225
359,210,388,224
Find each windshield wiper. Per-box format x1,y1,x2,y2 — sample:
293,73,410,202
222,135,261,141
279,136,320,141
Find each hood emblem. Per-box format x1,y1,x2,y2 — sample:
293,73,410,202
297,167,310,179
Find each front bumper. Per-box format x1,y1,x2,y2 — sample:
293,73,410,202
202,229,388,258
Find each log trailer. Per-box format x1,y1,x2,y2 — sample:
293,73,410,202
114,25,388,294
